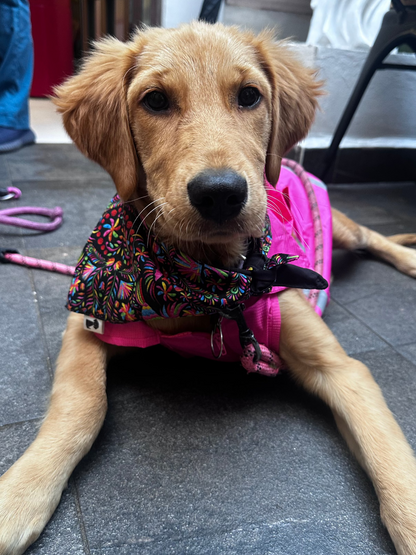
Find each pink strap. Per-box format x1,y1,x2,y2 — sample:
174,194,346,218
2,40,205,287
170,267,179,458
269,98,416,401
241,343,284,377
281,158,324,309
3,252,75,276
0,206,63,232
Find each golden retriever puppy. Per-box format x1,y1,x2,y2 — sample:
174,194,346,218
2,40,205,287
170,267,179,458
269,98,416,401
1,21,416,555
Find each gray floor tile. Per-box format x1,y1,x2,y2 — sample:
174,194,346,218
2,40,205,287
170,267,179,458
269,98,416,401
353,348,416,445
90,516,393,555
396,342,416,367
0,226,25,250
323,300,389,355
0,262,51,425
330,250,416,305
331,200,399,227
0,153,10,173
5,144,108,182
0,154,12,187
347,288,416,347
329,182,416,227
0,179,12,190
27,247,81,364
72,354,394,554
0,195,25,250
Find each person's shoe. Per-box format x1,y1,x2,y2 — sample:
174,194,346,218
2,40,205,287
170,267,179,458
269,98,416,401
0,127,36,153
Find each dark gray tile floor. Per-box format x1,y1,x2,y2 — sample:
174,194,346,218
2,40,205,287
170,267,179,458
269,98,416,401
1,144,415,554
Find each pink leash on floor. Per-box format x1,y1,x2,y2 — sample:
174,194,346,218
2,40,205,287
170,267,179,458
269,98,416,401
0,186,76,275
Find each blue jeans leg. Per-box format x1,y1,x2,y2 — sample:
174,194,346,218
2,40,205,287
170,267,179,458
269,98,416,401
0,0,33,130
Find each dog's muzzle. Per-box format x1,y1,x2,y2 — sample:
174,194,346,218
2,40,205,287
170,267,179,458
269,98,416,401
187,169,247,225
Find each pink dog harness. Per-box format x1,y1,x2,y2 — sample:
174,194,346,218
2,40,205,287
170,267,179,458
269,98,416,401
67,160,332,375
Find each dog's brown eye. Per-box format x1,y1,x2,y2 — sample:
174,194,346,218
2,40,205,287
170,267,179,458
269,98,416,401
143,91,169,112
238,87,261,108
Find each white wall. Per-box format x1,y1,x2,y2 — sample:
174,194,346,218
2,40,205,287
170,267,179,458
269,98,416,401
162,0,224,28
293,44,416,150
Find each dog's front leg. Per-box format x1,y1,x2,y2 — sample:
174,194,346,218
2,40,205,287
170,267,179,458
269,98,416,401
278,289,416,555
0,313,108,555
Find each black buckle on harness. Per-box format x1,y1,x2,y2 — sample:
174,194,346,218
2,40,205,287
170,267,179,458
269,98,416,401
239,252,329,294
0,248,19,263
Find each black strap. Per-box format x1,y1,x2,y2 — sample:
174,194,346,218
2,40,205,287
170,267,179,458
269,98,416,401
250,263,328,293
0,248,19,263
218,252,328,363
238,251,328,293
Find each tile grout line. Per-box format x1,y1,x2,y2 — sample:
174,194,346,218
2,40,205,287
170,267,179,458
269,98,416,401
22,229,55,382
331,288,381,306
394,340,416,349
0,416,43,432
331,263,416,311
21,244,85,257
72,478,93,555
15,167,64,382
330,298,416,367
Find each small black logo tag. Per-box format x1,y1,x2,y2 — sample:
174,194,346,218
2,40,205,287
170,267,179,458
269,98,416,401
83,316,104,334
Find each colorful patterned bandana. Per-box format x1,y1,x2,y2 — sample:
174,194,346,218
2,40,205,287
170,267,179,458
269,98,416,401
67,195,327,324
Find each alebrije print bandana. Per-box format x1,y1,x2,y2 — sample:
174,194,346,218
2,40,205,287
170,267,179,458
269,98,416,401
67,196,327,324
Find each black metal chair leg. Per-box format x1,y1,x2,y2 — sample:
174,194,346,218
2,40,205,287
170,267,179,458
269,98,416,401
317,8,416,181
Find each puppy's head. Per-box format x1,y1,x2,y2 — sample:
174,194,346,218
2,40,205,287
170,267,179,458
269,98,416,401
53,22,322,265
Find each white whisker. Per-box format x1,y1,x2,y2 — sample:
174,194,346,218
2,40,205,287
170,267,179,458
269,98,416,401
154,207,176,243
147,208,166,246
120,194,151,205
131,197,165,230
134,201,167,236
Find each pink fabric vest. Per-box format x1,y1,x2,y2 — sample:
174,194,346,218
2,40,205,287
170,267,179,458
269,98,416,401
96,161,332,362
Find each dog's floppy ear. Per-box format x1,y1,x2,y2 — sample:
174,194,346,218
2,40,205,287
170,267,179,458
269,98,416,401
254,33,323,186
53,36,140,201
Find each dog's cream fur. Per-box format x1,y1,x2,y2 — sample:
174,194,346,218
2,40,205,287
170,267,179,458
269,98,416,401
1,22,416,555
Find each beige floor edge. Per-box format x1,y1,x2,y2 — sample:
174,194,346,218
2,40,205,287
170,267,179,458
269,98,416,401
29,98,72,144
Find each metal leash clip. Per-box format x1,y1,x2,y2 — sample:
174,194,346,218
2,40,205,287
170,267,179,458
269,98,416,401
0,188,17,201
218,305,262,363
210,315,224,359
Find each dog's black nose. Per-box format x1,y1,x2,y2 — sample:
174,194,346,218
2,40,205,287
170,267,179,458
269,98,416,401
187,169,248,224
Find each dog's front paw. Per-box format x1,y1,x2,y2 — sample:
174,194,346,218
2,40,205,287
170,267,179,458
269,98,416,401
381,491,416,555
0,459,63,555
